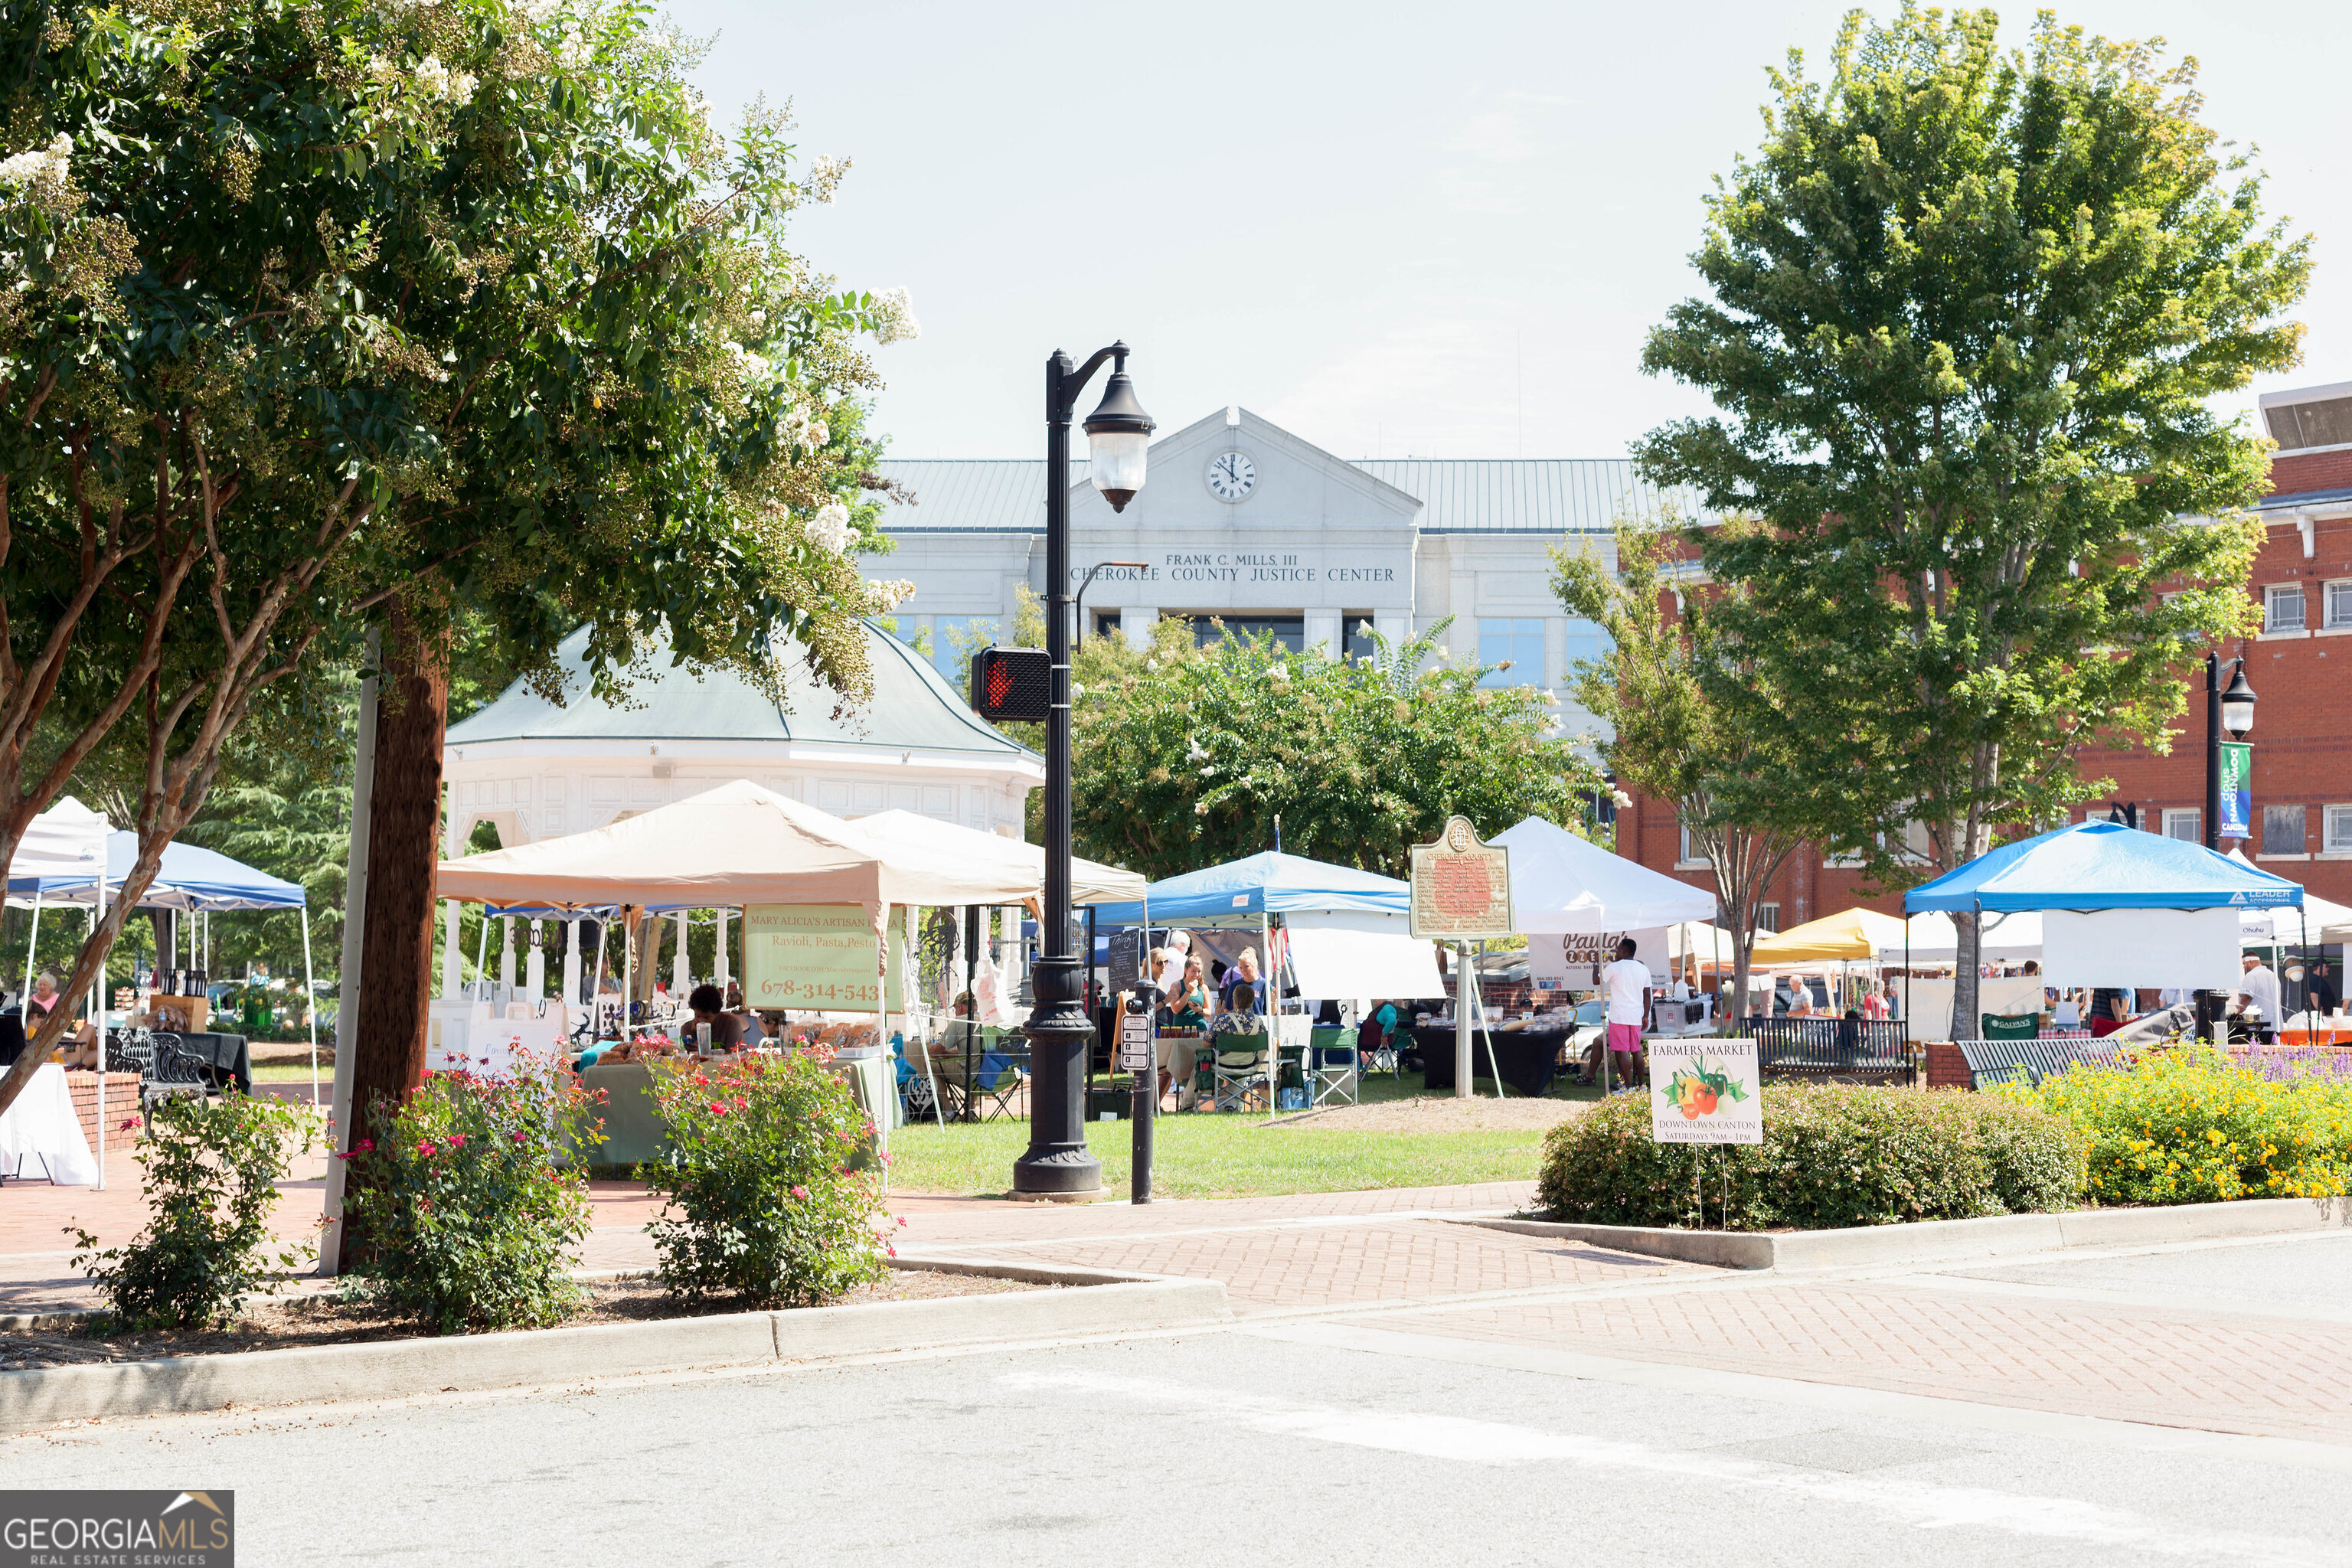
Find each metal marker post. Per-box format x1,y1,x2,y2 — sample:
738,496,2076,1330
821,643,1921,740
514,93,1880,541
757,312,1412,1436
1121,995,1156,1204
1455,941,1472,1099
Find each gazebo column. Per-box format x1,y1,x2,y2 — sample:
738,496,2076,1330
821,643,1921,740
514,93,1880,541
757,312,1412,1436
526,919,545,1001
714,908,730,988
561,920,581,1016
499,916,516,997
440,901,462,998
671,910,691,998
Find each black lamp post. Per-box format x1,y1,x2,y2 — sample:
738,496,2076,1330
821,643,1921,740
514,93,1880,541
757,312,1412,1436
2203,652,2257,851
1075,560,1150,652
1015,344,1154,1198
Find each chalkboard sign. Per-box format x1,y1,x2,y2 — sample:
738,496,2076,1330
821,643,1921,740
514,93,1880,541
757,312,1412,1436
1106,926,1145,991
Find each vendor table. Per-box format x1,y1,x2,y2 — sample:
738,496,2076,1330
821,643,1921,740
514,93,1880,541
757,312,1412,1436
1414,1024,1572,1097
2281,1022,2352,1047
0,1061,100,1184
166,1031,252,1095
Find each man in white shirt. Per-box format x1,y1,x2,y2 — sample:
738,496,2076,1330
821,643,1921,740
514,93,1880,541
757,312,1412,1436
1155,930,1190,998
2235,953,2281,1043
1579,938,1651,1090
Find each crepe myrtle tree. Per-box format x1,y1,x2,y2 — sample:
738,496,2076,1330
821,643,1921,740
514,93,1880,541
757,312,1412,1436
1068,616,1602,880
1553,519,1816,1019
1636,8,2296,1034
0,0,912,1119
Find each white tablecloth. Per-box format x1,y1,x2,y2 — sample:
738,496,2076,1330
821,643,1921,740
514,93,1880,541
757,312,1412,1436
0,1062,100,1184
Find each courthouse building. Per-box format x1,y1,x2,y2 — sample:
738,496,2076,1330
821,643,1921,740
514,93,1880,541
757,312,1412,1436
871,406,1681,740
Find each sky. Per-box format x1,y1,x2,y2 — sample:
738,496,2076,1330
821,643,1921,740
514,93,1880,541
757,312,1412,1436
662,0,2352,462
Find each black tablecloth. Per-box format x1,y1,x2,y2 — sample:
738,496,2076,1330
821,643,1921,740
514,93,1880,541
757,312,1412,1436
165,1032,252,1095
1413,1024,1573,1097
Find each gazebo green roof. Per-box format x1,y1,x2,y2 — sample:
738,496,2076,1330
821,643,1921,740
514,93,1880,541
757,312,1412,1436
444,621,1037,761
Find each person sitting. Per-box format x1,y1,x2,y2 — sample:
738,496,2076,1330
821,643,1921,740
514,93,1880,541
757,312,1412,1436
1212,983,1261,1037
685,983,746,1052
1169,956,1211,1030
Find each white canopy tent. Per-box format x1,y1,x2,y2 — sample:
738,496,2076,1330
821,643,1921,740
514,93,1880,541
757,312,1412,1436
847,809,1145,907
1492,816,1718,932
1876,910,2044,965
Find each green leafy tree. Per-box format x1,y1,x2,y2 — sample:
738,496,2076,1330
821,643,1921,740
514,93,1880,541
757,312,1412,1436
1637,8,2303,1031
1553,520,1815,1015
1070,617,1601,879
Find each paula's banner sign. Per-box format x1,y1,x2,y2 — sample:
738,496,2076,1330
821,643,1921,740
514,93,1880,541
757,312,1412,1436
1646,1039,1762,1145
741,905,904,1013
1409,816,1514,940
1529,926,1668,990
2218,742,2252,841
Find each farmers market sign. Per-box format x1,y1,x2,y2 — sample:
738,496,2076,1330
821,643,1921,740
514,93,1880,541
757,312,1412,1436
1647,1039,1762,1145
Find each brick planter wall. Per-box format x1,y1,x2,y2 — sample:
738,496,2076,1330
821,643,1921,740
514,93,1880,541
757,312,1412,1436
1926,1040,1971,1090
66,1072,146,1154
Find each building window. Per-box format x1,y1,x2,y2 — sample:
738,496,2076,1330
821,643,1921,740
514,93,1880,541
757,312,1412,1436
1676,815,1700,866
2265,584,2306,632
2328,580,2352,630
1344,612,1378,665
1560,617,1610,677
1477,618,1547,687
1756,903,1782,934
2163,807,2201,843
2328,805,2352,854
2262,804,2306,856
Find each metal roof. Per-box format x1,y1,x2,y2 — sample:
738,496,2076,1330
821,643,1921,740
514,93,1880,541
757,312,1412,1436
445,620,1037,759
874,455,1688,534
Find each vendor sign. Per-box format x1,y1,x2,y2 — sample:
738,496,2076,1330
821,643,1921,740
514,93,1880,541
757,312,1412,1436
742,905,907,1013
1409,816,1514,939
1530,926,1667,989
1646,1038,1762,1145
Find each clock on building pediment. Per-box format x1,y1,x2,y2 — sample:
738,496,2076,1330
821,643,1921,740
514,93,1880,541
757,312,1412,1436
1205,449,1256,502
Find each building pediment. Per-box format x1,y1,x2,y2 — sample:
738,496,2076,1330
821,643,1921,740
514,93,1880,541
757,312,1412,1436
1069,407,1423,534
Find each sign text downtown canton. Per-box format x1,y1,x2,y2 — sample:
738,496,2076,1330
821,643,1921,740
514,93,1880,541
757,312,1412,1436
1071,556,1399,587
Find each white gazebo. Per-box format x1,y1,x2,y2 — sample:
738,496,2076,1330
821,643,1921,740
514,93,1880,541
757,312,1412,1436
436,620,1043,1010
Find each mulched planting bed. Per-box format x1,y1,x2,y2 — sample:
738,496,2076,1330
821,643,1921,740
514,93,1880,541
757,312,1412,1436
0,1269,1044,1371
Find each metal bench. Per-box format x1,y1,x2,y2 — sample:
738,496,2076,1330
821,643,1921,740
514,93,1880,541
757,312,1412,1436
1954,1035,2124,1090
1743,1017,1915,1086
112,1028,217,1104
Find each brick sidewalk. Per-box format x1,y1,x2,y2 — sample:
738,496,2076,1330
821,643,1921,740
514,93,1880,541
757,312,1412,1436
1362,1278,2352,1446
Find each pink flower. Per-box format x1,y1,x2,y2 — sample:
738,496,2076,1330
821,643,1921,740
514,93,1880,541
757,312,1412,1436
790,1184,808,1200
733,1096,749,1110
887,1245,897,1258
418,1141,438,1158
511,1130,528,1144
357,1138,375,1153
708,1102,727,1116
896,1216,907,1228
119,1116,142,1132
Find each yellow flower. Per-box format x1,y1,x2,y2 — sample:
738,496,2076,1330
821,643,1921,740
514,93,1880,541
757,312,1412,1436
2206,1129,2226,1145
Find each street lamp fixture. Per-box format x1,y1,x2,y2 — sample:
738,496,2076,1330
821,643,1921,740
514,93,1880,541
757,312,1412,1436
1017,343,1155,1200
2220,662,2258,737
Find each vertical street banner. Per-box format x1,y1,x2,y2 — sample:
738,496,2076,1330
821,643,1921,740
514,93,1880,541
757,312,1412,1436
2218,742,2252,841
1647,1039,1762,1145
740,905,906,1013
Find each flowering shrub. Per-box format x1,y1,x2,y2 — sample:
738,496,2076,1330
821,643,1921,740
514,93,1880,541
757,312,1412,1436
341,1054,605,1334
70,1093,315,1329
642,1051,892,1307
1537,1084,2086,1230
2011,1047,2352,1204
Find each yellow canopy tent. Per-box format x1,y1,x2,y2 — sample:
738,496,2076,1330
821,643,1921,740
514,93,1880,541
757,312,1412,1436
1749,906,1909,966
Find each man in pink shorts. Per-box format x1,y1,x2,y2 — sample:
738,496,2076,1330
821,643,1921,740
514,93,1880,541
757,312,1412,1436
1583,936,1651,1089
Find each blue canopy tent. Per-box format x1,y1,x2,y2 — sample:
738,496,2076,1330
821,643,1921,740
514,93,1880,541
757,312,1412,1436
1087,851,1409,929
1903,821,2304,1034
9,833,317,1159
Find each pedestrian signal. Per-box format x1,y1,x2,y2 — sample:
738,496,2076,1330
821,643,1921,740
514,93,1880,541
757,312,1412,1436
970,647,1051,722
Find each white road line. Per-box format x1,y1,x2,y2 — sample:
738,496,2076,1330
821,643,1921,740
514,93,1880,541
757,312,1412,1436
1237,1319,2352,1476
1001,1364,2343,1563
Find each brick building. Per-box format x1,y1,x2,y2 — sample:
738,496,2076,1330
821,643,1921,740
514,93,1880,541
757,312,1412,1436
1620,377,2352,935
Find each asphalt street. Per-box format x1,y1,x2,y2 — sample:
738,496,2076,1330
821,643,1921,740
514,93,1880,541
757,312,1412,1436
8,1236,2351,1567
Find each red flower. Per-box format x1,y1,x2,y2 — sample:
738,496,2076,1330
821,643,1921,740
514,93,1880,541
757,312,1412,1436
417,1141,438,1158
790,1184,808,1200
118,1116,142,1132
708,1102,727,1116
356,1138,375,1153
418,1197,433,1212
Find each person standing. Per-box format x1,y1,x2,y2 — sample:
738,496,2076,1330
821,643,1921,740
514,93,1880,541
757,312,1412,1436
2235,952,2281,1043
1220,949,1263,1014
1595,937,1650,1090
2307,959,2341,1018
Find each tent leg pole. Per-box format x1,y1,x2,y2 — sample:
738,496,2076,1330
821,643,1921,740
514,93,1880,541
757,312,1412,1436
302,911,318,1110
1475,938,1506,1096
22,893,39,1008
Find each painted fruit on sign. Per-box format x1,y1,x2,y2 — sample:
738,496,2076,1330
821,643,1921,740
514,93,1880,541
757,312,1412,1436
1668,1057,1748,1121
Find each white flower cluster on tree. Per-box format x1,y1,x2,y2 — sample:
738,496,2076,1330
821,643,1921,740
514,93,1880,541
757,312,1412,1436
805,502,854,554
0,135,70,188
1611,788,1635,810
868,286,920,345
864,579,916,613
776,398,828,452
414,54,478,104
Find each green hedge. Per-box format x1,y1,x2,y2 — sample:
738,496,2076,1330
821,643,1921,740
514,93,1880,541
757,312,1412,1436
1537,1085,2088,1231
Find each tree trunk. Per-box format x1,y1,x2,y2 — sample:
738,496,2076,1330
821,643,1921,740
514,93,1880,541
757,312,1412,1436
339,606,449,1266
1952,908,1981,1044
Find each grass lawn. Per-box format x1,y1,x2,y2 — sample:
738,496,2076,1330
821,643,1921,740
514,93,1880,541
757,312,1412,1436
885,1116,1546,1200
887,1070,1560,1199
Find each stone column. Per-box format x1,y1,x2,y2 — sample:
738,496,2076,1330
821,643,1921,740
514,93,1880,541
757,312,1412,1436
671,910,691,998
714,908,730,988
498,915,516,997
560,920,581,1018
526,920,545,1001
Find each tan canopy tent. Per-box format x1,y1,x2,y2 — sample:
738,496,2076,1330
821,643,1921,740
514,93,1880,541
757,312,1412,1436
848,809,1145,906
1749,906,1909,966
434,780,1037,910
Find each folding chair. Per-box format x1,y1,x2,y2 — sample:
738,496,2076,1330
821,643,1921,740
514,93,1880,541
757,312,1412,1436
1208,1030,1272,1113
972,1047,1029,1122
1308,1035,1360,1106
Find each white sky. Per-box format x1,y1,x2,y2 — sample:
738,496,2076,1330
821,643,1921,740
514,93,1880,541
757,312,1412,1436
664,1,2350,462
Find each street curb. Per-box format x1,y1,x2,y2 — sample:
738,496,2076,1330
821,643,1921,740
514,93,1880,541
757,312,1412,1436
1456,1196,2352,1272
0,1265,1229,1436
